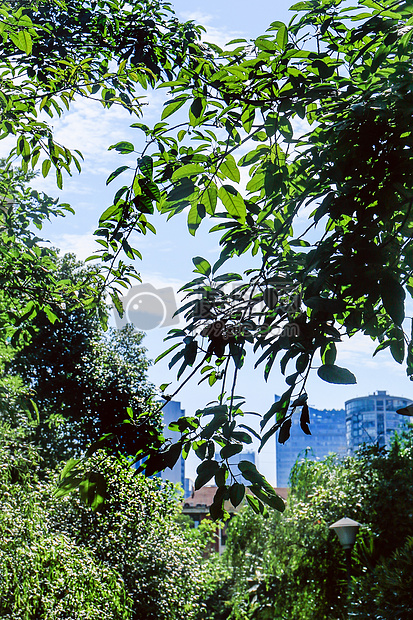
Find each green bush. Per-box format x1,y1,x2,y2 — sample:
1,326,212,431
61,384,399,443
47,455,214,620
219,439,413,620
0,425,130,619
0,424,218,619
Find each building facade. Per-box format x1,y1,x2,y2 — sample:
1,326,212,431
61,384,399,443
134,400,189,495
161,399,186,490
275,402,347,487
345,390,412,453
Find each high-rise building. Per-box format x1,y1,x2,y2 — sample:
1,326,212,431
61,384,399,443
134,400,188,494
161,400,186,489
345,391,412,453
275,400,346,487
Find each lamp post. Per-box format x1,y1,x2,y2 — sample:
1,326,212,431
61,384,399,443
329,517,361,608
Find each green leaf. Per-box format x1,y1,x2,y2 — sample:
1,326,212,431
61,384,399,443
79,472,107,512
238,460,264,485
312,59,335,78
60,458,81,480
317,364,357,384
189,97,206,125
106,165,129,185
138,156,153,180
188,203,206,236
167,179,196,203
161,97,188,120
278,419,291,444
389,327,405,364
172,164,204,181
201,183,218,216
192,256,211,276
42,159,51,178
264,113,278,138
200,407,228,439
155,343,181,363
300,403,311,435
380,272,405,326
195,459,220,490
110,291,123,316
218,185,246,223
210,486,229,520
220,443,243,459
255,37,277,53
54,474,83,498
321,341,337,365
246,494,268,516
215,465,228,487
219,154,240,183
139,178,160,202
250,485,285,512
276,24,288,50
183,339,198,366
289,1,311,9
396,404,413,416
213,273,242,282
261,387,293,429
17,29,32,54
230,482,245,507
99,203,121,223
278,116,293,140
109,141,134,154
56,167,63,190
231,431,252,444
241,106,255,133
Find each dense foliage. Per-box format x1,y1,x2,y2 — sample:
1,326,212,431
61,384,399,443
0,424,131,619
3,0,413,516
89,0,413,515
0,160,91,345
0,0,205,328
216,436,413,619
7,253,158,466
0,422,218,619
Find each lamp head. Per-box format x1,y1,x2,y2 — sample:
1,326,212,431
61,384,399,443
329,517,361,549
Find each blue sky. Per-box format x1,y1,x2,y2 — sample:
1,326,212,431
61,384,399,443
4,0,413,483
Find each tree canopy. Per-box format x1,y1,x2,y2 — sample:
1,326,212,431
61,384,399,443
0,422,219,619
218,437,413,619
7,255,159,467
95,0,413,517
3,0,413,516
0,0,206,324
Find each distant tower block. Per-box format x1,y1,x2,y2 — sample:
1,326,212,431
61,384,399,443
161,400,186,490
275,398,346,487
345,391,412,454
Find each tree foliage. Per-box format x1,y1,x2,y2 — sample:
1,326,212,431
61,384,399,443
0,0,206,320
0,0,203,179
4,0,413,516
0,422,218,619
0,424,131,619
86,0,413,515
5,252,163,468
217,437,413,619
0,160,95,345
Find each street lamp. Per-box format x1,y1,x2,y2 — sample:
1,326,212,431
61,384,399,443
329,517,361,594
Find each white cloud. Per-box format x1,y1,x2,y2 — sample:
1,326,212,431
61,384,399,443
179,10,245,48
49,232,99,261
